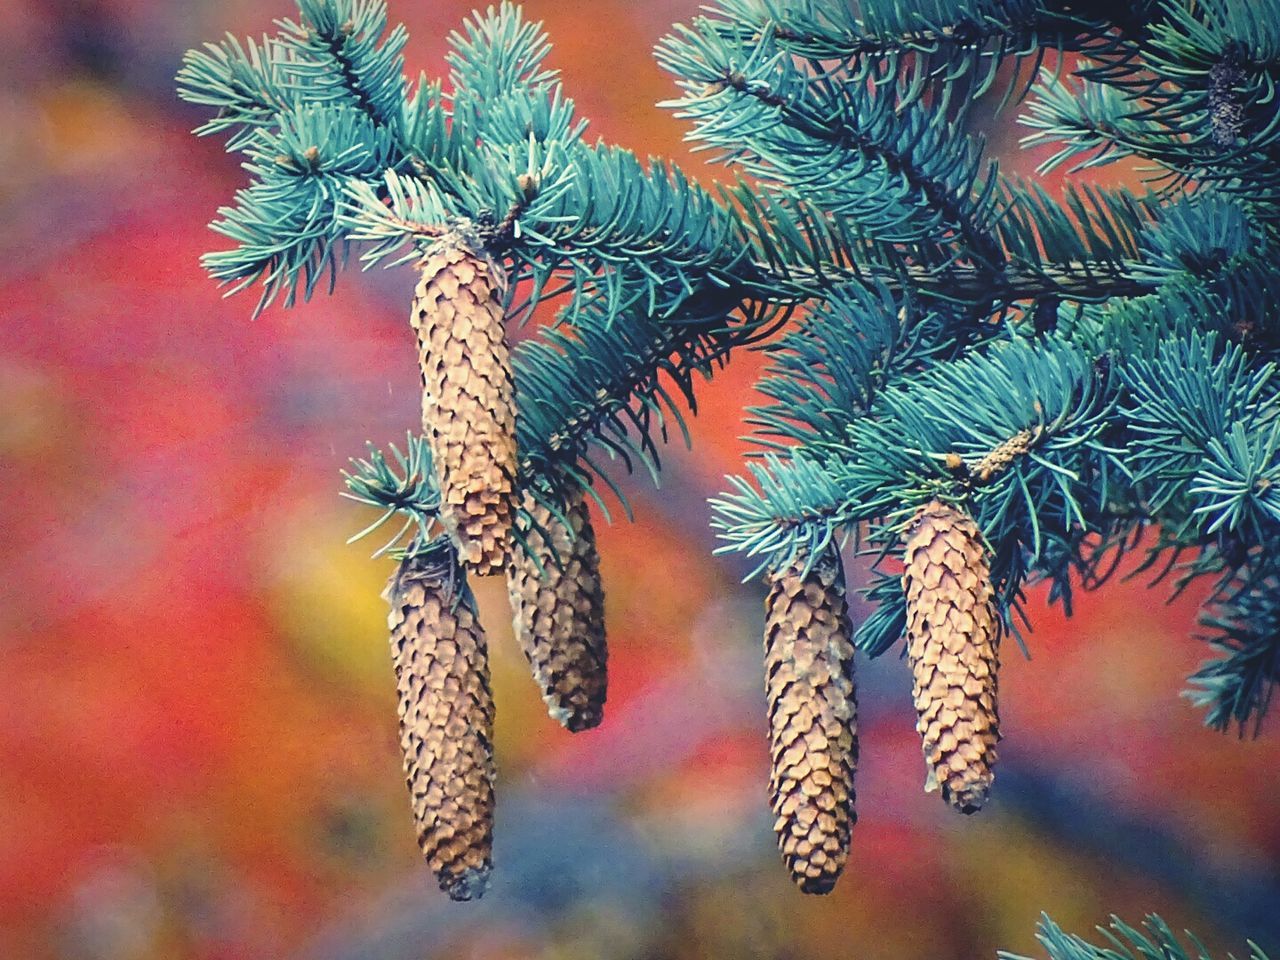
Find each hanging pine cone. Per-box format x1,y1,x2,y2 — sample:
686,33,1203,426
901,500,1001,815
763,548,858,894
411,233,518,576
385,544,496,901
506,486,608,732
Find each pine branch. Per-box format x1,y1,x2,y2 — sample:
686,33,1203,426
717,68,1007,267
187,0,1280,748
514,287,786,504
1001,912,1271,960
277,0,409,133
692,0,1141,105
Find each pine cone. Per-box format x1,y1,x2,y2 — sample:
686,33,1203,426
901,500,1001,815
506,486,608,732
411,235,518,576
386,546,496,900
764,549,858,894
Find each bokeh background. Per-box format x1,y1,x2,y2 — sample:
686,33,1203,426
1,2,1278,959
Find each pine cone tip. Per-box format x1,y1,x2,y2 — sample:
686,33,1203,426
925,766,990,814
439,865,492,902
556,703,604,732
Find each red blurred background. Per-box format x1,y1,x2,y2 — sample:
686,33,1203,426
1,2,1277,959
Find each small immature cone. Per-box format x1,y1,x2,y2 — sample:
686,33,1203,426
764,548,858,894
506,486,608,731
386,547,496,900
411,234,518,576
901,500,1001,814
971,428,1034,484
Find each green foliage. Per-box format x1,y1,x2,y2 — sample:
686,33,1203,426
182,0,1280,736
1001,913,1271,960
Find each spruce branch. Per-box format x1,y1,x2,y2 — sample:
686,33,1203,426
659,23,1008,268
184,0,1280,875
1189,553,1280,738
690,0,1143,108
276,0,410,132
177,34,297,151
717,68,1007,267
1002,913,1271,960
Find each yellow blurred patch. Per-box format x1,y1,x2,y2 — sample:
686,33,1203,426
0,359,67,460
257,499,395,697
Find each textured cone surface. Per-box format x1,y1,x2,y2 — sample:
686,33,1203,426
506,486,607,731
971,428,1034,484
902,500,1001,815
763,550,858,894
412,237,518,576
387,550,496,900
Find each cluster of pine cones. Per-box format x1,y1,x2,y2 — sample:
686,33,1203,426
385,231,1003,900
765,501,1002,894
386,233,608,900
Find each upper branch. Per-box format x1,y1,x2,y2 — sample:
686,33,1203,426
718,70,1007,270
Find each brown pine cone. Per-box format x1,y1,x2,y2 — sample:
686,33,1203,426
411,234,518,576
506,486,608,732
386,545,496,900
763,548,858,894
901,500,1001,815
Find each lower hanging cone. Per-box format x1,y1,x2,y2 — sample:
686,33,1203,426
763,548,858,894
411,235,519,576
901,500,1001,814
385,545,496,900
506,486,607,731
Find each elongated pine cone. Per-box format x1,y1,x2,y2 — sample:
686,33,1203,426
902,500,1001,815
386,546,496,901
764,549,858,894
506,486,608,732
411,235,518,576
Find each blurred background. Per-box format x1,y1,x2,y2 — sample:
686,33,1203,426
1,2,1277,959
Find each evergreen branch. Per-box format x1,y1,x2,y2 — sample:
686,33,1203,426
276,0,409,133
202,102,397,314
714,335,1116,584
718,150,1156,306
1119,334,1280,518
658,22,1007,268
505,145,763,327
515,288,786,501
747,281,919,457
1001,912,1270,960
716,68,1006,267
798,259,1155,304
1025,3,1280,209
176,35,296,151
1189,554,1280,738
447,0,558,139
342,436,440,556
690,0,1139,106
